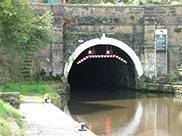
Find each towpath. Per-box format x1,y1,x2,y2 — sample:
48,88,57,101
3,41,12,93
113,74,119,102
20,98,96,136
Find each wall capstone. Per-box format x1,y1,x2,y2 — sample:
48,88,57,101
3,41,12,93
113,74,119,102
0,92,20,109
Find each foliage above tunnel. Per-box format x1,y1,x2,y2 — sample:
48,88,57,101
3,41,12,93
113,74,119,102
67,0,181,5
0,0,54,83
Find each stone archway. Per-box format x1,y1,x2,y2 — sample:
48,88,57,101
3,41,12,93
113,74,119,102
64,34,143,80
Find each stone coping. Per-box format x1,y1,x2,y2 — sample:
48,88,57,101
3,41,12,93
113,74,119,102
0,92,20,95
33,3,182,8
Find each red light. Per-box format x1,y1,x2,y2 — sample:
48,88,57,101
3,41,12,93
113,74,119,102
106,50,111,54
106,117,110,136
88,50,93,54
88,123,92,131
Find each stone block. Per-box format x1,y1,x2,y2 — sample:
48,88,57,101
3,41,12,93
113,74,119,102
168,46,181,77
145,7,155,11
52,63,63,76
144,48,155,78
144,11,155,17
52,5,63,16
118,26,133,33
53,31,63,43
54,16,64,28
134,33,144,41
52,43,63,50
144,17,156,25
144,25,155,40
135,26,144,33
144,40,155,48
52,49,63,57
156,8,167,14
156,52,167,76
0,92,20,109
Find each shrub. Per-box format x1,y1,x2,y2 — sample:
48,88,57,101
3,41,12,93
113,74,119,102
0,0,54,83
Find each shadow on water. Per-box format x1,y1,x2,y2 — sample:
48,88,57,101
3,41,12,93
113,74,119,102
68,85,174,115
69,85,174,101
68,101,125,115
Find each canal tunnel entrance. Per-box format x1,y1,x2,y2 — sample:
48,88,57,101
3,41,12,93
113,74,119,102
65,36,144,129
64,36,143,100
68,45,136,90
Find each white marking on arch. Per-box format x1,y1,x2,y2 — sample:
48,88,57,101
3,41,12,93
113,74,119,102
64,36,143,78
76,55,128,65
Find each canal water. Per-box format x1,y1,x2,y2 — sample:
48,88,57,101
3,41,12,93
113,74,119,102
68,87,182,136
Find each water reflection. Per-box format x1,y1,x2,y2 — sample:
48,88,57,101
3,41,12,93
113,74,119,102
106,117,110,136
116,101,143,136
68,88,182,136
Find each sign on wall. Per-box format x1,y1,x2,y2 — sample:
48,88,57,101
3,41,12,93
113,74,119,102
155,29,167,52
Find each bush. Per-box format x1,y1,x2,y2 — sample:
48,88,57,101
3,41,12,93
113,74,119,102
0,0,54,83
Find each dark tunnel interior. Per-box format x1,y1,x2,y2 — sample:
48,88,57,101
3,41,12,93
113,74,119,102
68,45,136,94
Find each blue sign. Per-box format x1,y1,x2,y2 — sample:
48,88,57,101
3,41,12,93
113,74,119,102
155,34,167,52
44,0,58,3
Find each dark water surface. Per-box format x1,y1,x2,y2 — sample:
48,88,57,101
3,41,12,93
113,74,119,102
68,88,182,136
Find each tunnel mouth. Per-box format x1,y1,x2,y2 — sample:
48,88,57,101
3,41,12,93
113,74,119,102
68,45,136,92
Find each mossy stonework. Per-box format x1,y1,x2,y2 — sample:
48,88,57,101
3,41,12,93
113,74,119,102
32,4,182,90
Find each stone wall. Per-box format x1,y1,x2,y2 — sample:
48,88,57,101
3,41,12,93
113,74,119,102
33,4,182,81
63,4,182,79
0,92,20,109
143,5,182,79
33,4,64,77
63,5,145,62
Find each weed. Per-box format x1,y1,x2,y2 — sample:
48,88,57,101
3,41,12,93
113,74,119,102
91,18,95,22
130,15,135,21
174,28,181,33
139,18,145,25
99,17,104,23
140,44,145,50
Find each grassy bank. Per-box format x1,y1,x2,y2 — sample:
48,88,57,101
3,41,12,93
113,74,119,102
1,82,59,98
0,100,23,136
0,82,59,103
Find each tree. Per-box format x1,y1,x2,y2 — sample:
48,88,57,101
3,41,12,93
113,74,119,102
0,0,54,83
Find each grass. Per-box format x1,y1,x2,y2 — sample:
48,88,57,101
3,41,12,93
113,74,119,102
0,100,23,136
0,82,59,103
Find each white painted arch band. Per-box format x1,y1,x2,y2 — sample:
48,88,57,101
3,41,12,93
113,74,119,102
64,36,143,78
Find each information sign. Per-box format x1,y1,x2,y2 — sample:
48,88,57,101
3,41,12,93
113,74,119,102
155,29,167,52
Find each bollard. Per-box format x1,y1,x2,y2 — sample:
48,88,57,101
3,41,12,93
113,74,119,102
79,122,87,131
45,98,48,103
